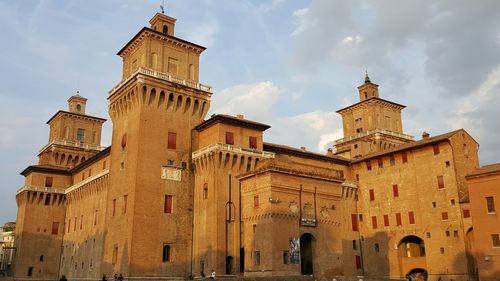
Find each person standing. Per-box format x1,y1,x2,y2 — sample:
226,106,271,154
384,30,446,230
102,274,108,281
59,275,68,281
210,269,216,279
118,273,124,281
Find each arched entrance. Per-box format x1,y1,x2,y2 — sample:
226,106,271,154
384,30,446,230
300,233,314,275
398,235,425,257
406,268,428,281
398,236,426,279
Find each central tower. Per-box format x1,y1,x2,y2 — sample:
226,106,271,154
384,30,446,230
105,12,211,277
334,74,414,159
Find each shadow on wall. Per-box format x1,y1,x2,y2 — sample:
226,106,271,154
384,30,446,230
347,231,484,281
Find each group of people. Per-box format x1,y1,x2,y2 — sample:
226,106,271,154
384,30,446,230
102,273,124,280
200,269,216,279
61,270,216,281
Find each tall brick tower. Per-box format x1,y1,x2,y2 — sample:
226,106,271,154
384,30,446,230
104,12,211,277
334,74,414,159
14,95,105,279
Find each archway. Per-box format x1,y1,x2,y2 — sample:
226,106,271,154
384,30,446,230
398,235,425,257
300,233,314,275
406,268,428,281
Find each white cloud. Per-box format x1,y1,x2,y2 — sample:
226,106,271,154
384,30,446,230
290,8,316,37
342,35,363,44
272,111,343,152
210,81,281,122
259,0,286,13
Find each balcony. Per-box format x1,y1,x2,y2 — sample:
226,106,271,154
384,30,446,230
335,128,414,144
39,139,105,154
192,143,275,160
109,67,213,96
300,218,317,227
16,185,66,196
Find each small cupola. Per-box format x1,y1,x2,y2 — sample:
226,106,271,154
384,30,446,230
68,92,87,114
149,12,176,36
357,71,380,102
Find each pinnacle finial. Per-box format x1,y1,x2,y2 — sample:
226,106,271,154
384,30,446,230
364,70,371,84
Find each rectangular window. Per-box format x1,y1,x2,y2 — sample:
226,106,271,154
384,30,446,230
393,184,399,197
401,152,408,163
454,230,459,237
112,245,118,265
283,251,290,264
492,234,500,247
74,217,77,231
254,195,259,208
27,267,34,277
389,155,395,166
366,161,372,171
371,216,377,229
164,195,173,214
384,214,389,226
442,212,449,220
45,177,53,187
112,199,116,217
162,244,171,262
121,133,127,149
396,213,402,226
355,255,362,269
77,128,85,142
369,189,375,201
440,247,445,254
51,222,59,235
446,230,450,237
254,251,261,265
123,195,128,214
408,211,415,225
487,196,496,213
68,219,71,233
378,158,383,168
351,214,359,231
463,209,470,218
94,210,98,226
433,144,440,155
168,132,177,149
225,132,234,145
249,136,257,149
203,183,208,199
437,176,445,189
426,232,431,238
352,240,357,250
80,215,83,230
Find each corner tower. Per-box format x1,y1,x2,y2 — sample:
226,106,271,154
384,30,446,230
334,74,414,159
105,12,211,278
38,94,106,168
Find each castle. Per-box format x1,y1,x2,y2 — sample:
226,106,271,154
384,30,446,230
12,12,488,281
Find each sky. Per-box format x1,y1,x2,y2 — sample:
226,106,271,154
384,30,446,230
1,0,499,223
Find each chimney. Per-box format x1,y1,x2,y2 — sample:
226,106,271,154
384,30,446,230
300,147,306,152
422,132,430,139
327,148,333,156
236,114,244,119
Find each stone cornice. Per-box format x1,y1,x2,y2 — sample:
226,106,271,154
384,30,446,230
117,27,206,57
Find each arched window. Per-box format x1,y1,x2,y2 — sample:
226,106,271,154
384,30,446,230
76,104,81,112
163,25,168,34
